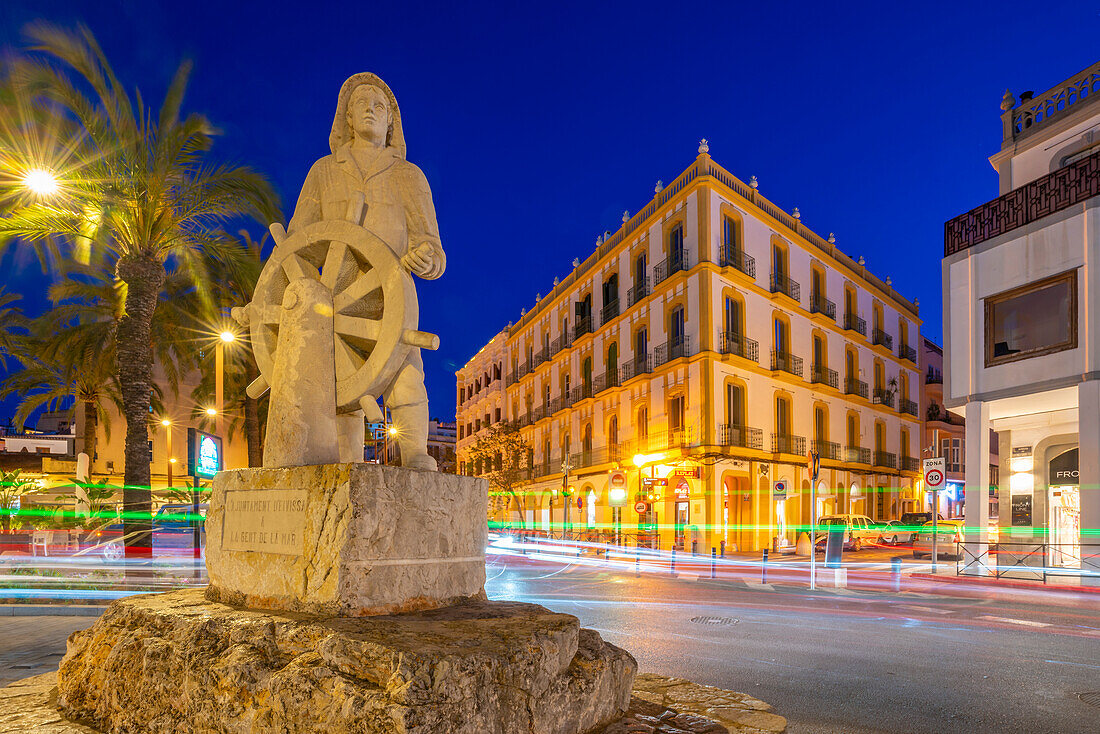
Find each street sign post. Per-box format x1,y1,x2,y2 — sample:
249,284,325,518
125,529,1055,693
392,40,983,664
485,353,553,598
806,450,821,590
923,457,946,573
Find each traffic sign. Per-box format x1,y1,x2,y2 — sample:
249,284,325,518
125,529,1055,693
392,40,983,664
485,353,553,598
923,457,946,490
634,501,649,514
772,479,787,499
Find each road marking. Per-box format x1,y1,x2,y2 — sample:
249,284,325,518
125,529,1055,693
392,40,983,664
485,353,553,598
900,605,955,615
978,615,1051,628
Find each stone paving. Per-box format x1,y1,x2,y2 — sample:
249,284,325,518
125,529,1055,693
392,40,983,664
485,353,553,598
598,674,787,733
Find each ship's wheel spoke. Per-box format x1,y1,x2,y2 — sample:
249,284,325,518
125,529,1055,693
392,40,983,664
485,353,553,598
320,242,348,291
334,269,382,312
334,337,363,376
282,253,320,282
334,314,381,342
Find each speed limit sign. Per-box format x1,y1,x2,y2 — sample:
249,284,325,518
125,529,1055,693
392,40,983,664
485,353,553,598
923,457,946,490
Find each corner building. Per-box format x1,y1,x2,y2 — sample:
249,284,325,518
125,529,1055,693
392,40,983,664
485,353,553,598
458,146,922,552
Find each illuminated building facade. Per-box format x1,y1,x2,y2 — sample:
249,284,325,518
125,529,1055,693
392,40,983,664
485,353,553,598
458,145,922,552
943,60,1100,579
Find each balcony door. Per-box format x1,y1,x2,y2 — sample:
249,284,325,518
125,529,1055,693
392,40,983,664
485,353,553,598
670,306,685,349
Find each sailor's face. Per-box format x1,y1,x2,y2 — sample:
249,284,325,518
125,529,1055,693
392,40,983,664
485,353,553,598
346,85,390,147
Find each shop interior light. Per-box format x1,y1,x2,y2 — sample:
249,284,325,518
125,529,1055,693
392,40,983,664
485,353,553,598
1010,456,1034,473
1010,471,1034,492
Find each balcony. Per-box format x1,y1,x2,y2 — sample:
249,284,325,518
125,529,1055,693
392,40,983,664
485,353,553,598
872,388,895,409
718,424,764,450
770,350,804,378
810,364,839,389
627,278,650,307
900,398,919,417
718,331,759,362
812,439,840,460
873,451,897,469
549,333,571,357
872,329,893,350
570,446,612,469
770,272,800,302
843,313,867,336
600,300,620,325
810,294,836,321
844,377,868,399
653,247,690,285
926,371,943,385
530,405,547,423
569,383,594,404
902,456,920,472
719,245,756,279
653,336,693,367
771,433,806,455
900,344,917,364
549,396,566,414
845,446,871,464
593,370,620,393
573,316,593,340
945,148,1100,256
619,354,653,383
532,350,548,368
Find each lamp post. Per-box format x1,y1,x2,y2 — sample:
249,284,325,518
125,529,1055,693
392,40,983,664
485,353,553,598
161,419,173,489
215,330,235,439
560,458,573,535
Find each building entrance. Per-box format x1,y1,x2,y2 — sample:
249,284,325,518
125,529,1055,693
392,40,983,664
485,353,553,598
1048,448,1080,568
674,501,689,549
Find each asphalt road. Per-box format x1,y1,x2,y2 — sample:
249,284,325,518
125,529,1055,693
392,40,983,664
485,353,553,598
485,552,1100,734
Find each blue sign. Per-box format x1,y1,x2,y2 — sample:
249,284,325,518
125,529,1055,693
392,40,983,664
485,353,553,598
187,428,223,479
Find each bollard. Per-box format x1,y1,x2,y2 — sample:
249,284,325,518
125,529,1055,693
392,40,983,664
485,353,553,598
711,547,717,579
720,540,726,558
671,548,677,575
762,548,769,583
692,540,698,556
635,547,641,576
891,556,902,593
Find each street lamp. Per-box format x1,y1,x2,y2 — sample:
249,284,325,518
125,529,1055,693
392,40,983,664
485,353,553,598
22,168,59,197
161,419,173,489
215,329,236,439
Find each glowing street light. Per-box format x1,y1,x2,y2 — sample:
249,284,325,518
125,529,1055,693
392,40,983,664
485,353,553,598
205,407,217,417
22,168,59,197
219,330,236,343
161,419,174,489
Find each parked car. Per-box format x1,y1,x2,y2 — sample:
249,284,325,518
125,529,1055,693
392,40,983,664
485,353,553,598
813,514,878,551
898,512,944,543
877,520,910,545
912,519,965,560
80,504,208,560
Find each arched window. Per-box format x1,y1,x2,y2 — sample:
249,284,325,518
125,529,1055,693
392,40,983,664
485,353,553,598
582,357,593,394
669,306,685,351
637,407,649,440
726,383,745,428
608,415,619,445
606,342,619,380
814,405,827,443
722,214,742,253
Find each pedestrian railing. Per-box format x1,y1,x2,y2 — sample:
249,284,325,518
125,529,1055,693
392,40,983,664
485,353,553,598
955,541,1100,583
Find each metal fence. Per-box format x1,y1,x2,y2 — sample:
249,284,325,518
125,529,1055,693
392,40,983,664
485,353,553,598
955,541,1100,584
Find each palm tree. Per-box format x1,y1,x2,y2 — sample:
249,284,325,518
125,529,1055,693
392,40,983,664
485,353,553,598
0,287,27,364
0,25,279,559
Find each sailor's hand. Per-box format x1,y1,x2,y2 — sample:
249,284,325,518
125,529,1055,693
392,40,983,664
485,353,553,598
402,242,442,278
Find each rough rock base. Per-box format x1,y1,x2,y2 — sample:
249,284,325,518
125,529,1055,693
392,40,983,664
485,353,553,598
53,589,635,734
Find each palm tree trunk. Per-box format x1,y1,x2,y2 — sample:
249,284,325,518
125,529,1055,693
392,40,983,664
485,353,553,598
116,255,165,564
244,352,262,467
81,398,97,466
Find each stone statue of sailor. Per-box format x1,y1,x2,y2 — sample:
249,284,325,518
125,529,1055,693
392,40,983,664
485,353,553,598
288,72,445,470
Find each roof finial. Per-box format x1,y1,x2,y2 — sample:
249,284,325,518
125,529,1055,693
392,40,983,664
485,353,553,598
749,176,758,189
698,138,709,154
827,233,836,244
553,276,559,286
1001,88,1016,112
792,207,801,220
857,256,865,266
654,180,664,194
622,210,630,224
572,257,580,268
886,276,893,286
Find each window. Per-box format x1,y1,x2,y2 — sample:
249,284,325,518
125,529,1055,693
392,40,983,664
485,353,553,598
723,215,741,251
635,328,648,361
774,317,789,354
847,415,859,447
814,406,827,442
775,396,791,437
874,422,885,453
901,429,910,460
494,408,501,422
670,306,685,346
459,387,465,403
669,396,685,432
607,343,618,375
845,349,857,381
669,223,684,257
844,286,857,319
726,384,745,427
811,266,825,303
813,334,825,368
724,296,742,336
603,273,619,308
582,357,592,392
985,269,1077,367
942,438,964,473
458,425,464,439
638,407,649,439
772,242,787,280
634,253,647,285
608,415,618,445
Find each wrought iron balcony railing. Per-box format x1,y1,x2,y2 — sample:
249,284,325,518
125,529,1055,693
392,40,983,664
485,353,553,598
771,433,806,455
549,333,572,357
843,313,866,336
845,446,871,464
810,364,839,389
532,349,548,368
900,343,917,363
627,278,650,307
719,245,756,278
902,456,920,472
653,336,693,367
572,316,593,340
900,398,919,417
549,396,566,414
718,424,763,450
619,355,653,383
770,350,804,378
810,294,836,320
569,383,594,405
654,247,690,285
844,377,868,399
872,328,893,350
945,149,1100,256
600,300,620,325
593,370,620,394
812,439,840,460
872,388,895,409
718,331,759,362
874,451,897,469
769,272,801,301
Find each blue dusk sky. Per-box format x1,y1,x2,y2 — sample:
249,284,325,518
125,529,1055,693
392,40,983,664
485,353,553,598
1,0,1098,423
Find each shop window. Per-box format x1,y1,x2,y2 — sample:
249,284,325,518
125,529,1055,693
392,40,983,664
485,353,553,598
985,270,1077,366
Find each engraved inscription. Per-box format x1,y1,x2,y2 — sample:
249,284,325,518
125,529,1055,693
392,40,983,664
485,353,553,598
223,489,307,555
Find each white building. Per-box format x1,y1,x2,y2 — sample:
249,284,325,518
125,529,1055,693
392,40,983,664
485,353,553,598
943,60,1100,580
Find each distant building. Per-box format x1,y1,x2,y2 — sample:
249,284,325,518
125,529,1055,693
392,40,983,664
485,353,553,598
943,59,1100,579
458,146,923,552
384,419,456,472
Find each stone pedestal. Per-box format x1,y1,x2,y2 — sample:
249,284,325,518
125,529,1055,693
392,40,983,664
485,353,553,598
206,464,487,616
55,589,636,734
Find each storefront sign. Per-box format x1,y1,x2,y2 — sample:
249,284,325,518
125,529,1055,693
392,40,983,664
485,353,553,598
187,428,222,479
1011,446,1033,457
1011,495,1032,527
671,467,699,479
1048,448,1079,484
675,477,690,499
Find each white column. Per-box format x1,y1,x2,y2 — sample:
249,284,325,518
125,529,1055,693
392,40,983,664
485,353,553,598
964,400,991,575
1079,381,1100,585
